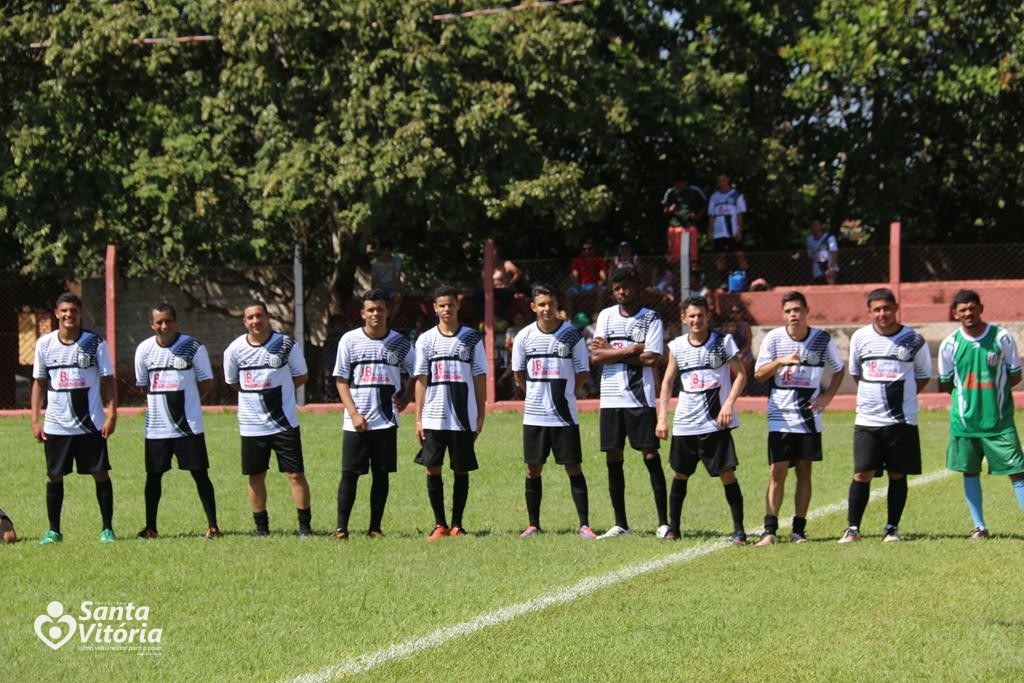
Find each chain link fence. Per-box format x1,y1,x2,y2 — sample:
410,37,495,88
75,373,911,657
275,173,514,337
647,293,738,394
6,242,1024,408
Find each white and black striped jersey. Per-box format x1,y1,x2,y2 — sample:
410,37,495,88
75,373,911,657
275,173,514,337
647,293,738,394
135,334,213,439
224,332,307,437
708,188,747,240
668,331,740,435
849,325,931,427
512,321,589,427
414,326,487,432
334,328,415,432
33,330,114,436
594,305,663,408
755,327,844,434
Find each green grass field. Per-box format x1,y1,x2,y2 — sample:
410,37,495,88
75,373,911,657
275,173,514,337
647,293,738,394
3,410,1024,682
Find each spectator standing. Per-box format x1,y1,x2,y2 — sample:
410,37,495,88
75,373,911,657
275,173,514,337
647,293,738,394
663,175,706,263
371,240,404,322
707,174,749,281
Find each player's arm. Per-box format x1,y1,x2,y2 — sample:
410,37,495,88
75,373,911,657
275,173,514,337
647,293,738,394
574,371,589,394
336,378,367,432
717,356,746,428
394,377,414,411
197,379,214,401
811,366,845,412
590,338,644,365
474,372,486,437
753,350,801,382
414,375,427,443
292,373,308,389
915,378,929,392
655,358,679,440
513,371,527,392
31,378,47,442
100,374,118,439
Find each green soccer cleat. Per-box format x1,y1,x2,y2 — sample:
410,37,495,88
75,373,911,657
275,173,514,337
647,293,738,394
99,528,116,544
39,530,63,545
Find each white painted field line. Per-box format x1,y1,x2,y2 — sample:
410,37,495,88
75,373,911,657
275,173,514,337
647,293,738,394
285,468,953,682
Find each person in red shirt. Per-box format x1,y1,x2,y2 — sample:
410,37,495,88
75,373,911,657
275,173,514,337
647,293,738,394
568,240,607,313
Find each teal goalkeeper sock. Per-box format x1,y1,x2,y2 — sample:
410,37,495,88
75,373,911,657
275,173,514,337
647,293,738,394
1013,478,1024,511
963,476,985,529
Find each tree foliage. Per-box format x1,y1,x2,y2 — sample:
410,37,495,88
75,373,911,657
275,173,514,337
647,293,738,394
2,0,1023,314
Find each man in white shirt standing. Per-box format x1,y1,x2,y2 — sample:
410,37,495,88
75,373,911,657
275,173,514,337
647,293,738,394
840,289,931,543
806,218,839,285
590,268,668,538
512,284,595,539
224,301,311,537
707,173,749,281
753,291,845,546
134,303,220,540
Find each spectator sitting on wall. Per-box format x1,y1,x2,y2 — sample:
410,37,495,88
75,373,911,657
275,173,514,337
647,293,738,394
474,246,526,320
371,240,404,322
806,217,839,285
569,239,607,296
611,241,642,282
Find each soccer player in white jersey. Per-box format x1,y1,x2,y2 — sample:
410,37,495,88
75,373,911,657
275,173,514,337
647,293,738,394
512,284,595,538
414,285,487,540
839,289,931,543
224,302,312,537
334,290,415,539
134,303,220,540
656,296,748,543
590,268,668,538
753,291,845,546
31,292,118,545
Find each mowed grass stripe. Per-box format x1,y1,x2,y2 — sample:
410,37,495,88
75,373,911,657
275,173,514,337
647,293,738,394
285,469,953,682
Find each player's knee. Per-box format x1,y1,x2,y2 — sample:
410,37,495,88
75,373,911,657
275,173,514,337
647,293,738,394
564,464,582,476
673,472,688,481
606,451,624,464
526,465,543,478
46,474,63,484
642,450,659,462
888,471,905,481
852,471,874,483
426,466,442,476
720,470,737,484
91,472,110,482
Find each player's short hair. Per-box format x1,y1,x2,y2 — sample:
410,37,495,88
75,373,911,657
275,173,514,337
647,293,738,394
780,291,807,309
530,283,557,300
682,296,709,312
609,268,637,285
55,292,82,309
866,288,896,307
361,289,388,306
952,289,981,308
151,302,177,320
243,301,269,315
432,284,460,301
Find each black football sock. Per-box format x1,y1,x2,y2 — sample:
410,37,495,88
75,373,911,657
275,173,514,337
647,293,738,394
525,477,542,528
887,477,908,528
46,481,64,534
723,481,744,533
190,470,218,528
426,474,447,527
144,472,162,531
847,480,870,528
644,456,669,526
569,473,590,527
451,473,469,529
792,516,807,536
253,510,269,534
607,460,628,529
669,478,688,530
95,479,114,530
368,472,390,532
336,471,359,532
763,514,779,536
297,507,312,532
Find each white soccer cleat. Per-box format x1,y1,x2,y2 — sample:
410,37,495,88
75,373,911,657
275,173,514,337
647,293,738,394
655,524,671,539
597,525,630,539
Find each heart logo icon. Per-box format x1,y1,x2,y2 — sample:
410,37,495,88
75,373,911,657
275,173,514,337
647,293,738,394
34,601,77,650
